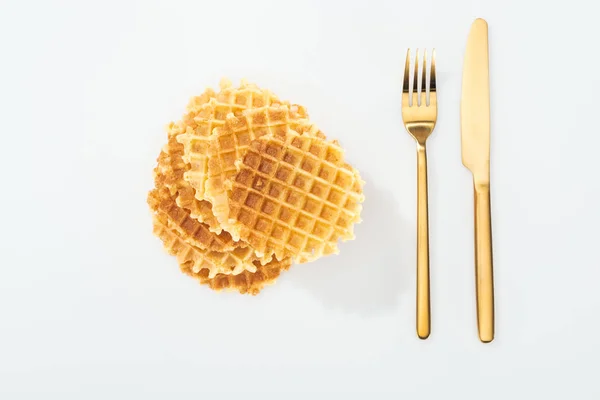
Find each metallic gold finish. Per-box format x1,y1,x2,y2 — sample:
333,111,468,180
402,48,437,340
461,18,495,343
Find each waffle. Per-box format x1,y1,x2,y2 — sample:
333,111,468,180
149,78,365,294
160,86,223,231
204,105,319,239
148,188,258,278
227,130,365,263
181,256,291,295
153,214,291,294
159,130,222,231
159,80,271,232
176,79,307,206
148,186,237,252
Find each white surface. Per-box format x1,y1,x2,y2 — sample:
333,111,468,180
1,0,599,398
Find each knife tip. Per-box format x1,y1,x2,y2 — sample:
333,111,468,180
473,17,488,27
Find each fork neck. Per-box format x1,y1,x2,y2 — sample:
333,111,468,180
406,123,434,146
416,141,427,150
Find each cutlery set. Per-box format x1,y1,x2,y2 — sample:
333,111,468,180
402,18,494,342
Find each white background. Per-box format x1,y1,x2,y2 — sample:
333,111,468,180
1,0,599,398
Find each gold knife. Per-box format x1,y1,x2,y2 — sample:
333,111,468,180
461,18,495,343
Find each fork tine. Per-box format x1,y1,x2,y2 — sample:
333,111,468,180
413,49,419,106
403,50,411,92
430,49,436,92
402,49,411,107
421,49,428,106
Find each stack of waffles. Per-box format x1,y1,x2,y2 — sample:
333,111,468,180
148,79,365,294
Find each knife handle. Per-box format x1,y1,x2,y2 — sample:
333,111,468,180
416,144,431,339
473,184,494,343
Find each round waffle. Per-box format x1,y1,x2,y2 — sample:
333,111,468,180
203,105,318,240
227,130,365,263
176,79,288,208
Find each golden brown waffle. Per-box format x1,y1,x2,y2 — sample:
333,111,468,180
147,186,238,252
177,79,306,206
227,130,365,263
181,258,291,295
148,188,259,278
153,214,291,294
204,105,319,238
159,84,221,231
160,80,267,232
159,130,221,232
149,78,365,294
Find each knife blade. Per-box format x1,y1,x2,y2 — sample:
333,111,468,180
461,18,495,343
462,18,490,179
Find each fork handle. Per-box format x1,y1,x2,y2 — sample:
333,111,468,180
416,144,431,339
473,183,494,343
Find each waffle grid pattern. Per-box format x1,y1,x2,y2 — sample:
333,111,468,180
178,80,282,202
204,105,312,236
228,131,364,262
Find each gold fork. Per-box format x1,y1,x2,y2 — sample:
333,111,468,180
402,49,437,340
